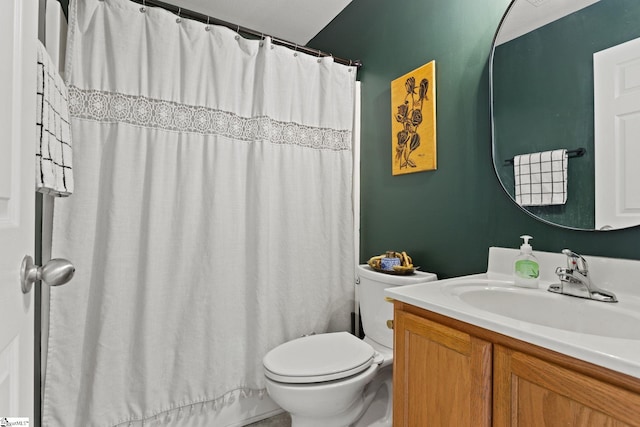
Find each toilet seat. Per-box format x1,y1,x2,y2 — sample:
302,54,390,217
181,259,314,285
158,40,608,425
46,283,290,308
263,332,376,384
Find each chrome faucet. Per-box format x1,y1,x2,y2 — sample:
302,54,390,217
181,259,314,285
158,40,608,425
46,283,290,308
548,249,618,303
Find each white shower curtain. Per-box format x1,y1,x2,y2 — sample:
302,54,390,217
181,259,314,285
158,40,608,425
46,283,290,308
42,0,357,425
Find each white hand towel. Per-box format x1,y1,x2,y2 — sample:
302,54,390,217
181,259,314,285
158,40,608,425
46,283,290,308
514,149,567,206
36,40,74,197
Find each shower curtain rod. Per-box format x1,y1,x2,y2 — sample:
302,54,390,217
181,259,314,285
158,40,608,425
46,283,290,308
128,0,363,69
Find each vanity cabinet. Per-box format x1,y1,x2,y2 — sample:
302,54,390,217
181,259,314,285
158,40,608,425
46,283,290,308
393,302,640,427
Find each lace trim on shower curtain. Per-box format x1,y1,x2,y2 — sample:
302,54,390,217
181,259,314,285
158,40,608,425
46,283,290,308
67,86,352,151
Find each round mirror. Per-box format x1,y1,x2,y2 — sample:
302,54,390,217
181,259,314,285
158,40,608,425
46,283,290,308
490,0,640,231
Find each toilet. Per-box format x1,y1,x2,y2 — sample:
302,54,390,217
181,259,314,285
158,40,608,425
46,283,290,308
263,264,437,427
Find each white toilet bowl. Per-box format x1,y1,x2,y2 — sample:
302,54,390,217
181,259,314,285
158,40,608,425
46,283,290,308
264,332,387,427
263,265,437,427
265,362,380,426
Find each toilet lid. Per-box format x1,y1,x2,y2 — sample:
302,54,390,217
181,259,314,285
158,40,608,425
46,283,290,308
263,332,376,384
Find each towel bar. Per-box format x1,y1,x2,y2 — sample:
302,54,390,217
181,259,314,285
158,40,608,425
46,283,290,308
504,147,585,166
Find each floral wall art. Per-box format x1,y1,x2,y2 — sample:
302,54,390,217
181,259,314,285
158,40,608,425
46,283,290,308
391,60,437,175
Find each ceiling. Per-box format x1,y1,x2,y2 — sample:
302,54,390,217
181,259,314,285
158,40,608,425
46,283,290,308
166,0,352,46
495,0,599,45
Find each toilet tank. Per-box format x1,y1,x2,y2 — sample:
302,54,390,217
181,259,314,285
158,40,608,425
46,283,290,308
357,264,437,349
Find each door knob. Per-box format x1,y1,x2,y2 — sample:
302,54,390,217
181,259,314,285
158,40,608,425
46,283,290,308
20,255,75,294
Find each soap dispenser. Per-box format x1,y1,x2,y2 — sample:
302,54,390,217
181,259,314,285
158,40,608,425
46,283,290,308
514,235,539,288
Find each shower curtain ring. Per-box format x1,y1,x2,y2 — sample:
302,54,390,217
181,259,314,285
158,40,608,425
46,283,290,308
139,0,146,13
294,43,298,57
176,7,182,23
259,33,264,47
235,25,240,40
205,16,211,31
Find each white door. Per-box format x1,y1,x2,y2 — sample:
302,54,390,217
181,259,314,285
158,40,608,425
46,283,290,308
594,37,640,230
0,0,38,419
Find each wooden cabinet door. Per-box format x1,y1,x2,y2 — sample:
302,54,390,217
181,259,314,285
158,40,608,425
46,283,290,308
494,345,640,427
393,308,492,427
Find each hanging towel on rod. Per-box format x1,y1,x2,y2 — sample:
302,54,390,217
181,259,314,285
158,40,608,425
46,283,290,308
36,40,74,197
514,149,568,206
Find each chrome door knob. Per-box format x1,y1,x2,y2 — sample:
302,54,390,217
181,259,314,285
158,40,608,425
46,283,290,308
20,255,75,294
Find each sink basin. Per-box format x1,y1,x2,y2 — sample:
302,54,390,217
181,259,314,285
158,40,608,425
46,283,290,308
443,280,640,340
384,248,640,378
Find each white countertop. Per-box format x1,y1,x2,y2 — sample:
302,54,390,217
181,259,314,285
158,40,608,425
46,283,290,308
385,247,640,379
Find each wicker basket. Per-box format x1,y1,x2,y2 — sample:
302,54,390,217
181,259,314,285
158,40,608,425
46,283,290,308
368,262,416,275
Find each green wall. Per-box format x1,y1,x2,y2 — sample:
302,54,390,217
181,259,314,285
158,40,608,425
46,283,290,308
311,0,640,279
493,0,640,230
58,0,69,18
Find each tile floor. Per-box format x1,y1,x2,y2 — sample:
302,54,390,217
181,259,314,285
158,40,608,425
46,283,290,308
247,412,291,427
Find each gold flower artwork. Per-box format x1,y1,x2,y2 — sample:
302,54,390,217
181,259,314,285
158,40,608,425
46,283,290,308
391,60,437,175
